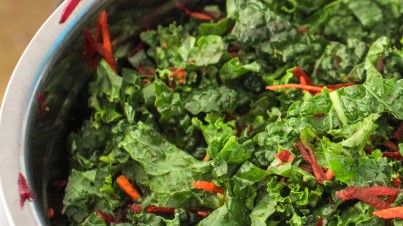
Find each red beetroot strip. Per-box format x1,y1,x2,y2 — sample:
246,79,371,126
84,28,117,72
18,173,34,208
59,0,82,24
294,140,327,184
275,150,294,163
336,186,401,210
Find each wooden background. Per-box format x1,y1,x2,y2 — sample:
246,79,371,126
0,0,56,102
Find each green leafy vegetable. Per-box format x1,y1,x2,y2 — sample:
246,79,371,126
62,1,403,225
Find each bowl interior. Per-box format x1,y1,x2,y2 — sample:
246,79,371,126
22,0,222,225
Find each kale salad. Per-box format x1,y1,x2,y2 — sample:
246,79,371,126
61,0,403,225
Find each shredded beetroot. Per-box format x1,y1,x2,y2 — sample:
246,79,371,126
393,122,403,140
84,28,117,72
147,205,176,214
382,151,403,160
196,210,212,218
324,83,356,90
336,186,401,210
275,150,294,163
383,141,400,152
292,66,314,86
177,3,213,21
96,210,114,223
59,0,82,24
297,26,309,33
48,208,55,219
316,217,324,226
394,173,401,188
137,64,155,76
295,140,327,184
18,173,34,208
130,203,143,214
128,42,146,57
36,93,48,118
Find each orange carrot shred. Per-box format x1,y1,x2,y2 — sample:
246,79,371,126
383,141,399,152
97,10,112,52
84,28,116,72
373,206,403,219
325,168,335,181
266,84,323,92
202,155,210,161
299,76,307,86
192,181,224,194
116,175,141,201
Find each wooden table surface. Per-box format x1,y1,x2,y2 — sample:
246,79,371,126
0,0,56,102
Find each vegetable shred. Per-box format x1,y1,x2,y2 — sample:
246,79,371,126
61,1,403,225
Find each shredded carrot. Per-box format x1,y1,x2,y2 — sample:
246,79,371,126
84,28,117,72
266,84,323,92
192,181,224,194
202,155,210,161
383,141,399,152
299,76,307,86
116,175,141,201
170,68,186,84
325,168,335,181
97,10,112,52
59,0,82,24
373,206,403,219
189,12,213,21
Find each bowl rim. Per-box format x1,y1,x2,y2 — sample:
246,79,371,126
0,1,98,225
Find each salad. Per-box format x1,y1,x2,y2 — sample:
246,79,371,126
60,0,403,225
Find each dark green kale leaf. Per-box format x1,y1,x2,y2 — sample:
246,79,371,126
187,35,225,67
119,121,211,207
220,58,261,82
184,85,238,115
